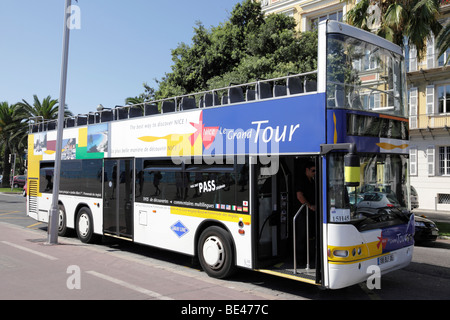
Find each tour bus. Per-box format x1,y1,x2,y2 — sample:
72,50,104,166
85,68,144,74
26,20,414,289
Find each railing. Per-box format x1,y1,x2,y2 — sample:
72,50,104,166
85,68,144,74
293,203,311,273
28,71,318,134
260,0,291,9
411,114,450,130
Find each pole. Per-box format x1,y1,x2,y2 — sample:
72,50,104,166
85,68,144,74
47,0,72,244
10,154,16,192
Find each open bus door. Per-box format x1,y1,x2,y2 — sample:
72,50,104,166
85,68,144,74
252,156,323,286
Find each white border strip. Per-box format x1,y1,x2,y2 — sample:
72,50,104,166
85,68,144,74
1,241,58,261
86,271,174,300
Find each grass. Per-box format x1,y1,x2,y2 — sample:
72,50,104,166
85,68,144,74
0,188,22,193
436,222,450,237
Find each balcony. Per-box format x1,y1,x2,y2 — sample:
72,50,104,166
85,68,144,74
260,0,293,9
411,114,450,136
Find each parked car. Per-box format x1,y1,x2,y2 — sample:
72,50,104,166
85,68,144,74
13,175,26,188
414,215,439,243
410,186,419,209
356,192,401,209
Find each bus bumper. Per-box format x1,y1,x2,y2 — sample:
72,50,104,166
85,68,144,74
327,245,413,289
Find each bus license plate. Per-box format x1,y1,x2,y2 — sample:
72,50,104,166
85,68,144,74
378,254,394,265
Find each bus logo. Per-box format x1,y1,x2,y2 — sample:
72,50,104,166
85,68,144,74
377,235,387,250
171,221,189,238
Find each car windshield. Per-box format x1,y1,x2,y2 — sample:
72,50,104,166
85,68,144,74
328,153,410,230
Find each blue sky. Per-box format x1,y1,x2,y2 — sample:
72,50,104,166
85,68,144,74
0,0,241,116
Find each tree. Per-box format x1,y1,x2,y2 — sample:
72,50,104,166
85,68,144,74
436,20,450,65
345,0,443,60
125,82,155,105
0,102,26,187
152,0,317,99
17,94,72,120
4,95,73,185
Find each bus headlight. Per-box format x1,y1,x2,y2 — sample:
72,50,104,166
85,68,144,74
333,250,349,258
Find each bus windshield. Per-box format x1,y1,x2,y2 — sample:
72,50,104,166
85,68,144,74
326,33,407,117
328,153,410,231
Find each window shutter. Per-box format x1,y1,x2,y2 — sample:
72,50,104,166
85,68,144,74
409,87,418,129
427,145,435,176
427,36,435,69
410,147,417,176
409,45,417,72
374,92,380,109
426,86,435,115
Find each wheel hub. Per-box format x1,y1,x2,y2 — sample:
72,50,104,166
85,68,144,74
78,214,90,237
203,236,224,269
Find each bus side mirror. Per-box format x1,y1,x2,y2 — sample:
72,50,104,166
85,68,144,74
344,152,360,187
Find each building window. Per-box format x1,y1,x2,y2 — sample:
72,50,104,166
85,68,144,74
438,193,450,204
352,50,378,71
310,10,343,30
439,146,450,176
438,48,450,67
438,84,450,114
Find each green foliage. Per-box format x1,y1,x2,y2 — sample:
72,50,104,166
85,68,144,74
125,83,155,105
151,0,317,99
345,0,443,61
17,94,72,120
0,102,25,187
436,21,450,65
0,95,72,185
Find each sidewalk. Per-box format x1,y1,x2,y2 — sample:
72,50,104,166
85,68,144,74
0,221,281,301
413,209,450,223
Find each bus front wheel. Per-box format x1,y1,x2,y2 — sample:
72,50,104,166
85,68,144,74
198,226,236,279
76,207,97,243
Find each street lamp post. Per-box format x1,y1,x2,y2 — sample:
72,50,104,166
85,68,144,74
47,0,72,245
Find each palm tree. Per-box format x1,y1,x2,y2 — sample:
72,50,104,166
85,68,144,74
125,82,155,106
345,0,443,60
17,94,72,122
0,102,26,187
436,20,450,65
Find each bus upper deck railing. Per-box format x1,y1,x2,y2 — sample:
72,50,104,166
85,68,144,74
28,71,317,134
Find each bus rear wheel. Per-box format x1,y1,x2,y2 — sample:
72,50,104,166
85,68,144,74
198,226,236,279
76,207,98,243
58,204,71,237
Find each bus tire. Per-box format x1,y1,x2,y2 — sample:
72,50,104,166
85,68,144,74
58,204,71,237
76,207,97,243
198,226,236,279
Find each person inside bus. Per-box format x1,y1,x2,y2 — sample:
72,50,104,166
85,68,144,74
295,160,317,267
296,161,316,212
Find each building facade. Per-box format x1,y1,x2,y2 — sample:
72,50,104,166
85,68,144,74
408,2,450,211
260,0,349,32
259,0,450,211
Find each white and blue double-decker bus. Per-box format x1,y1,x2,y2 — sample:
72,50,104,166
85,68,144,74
27,21,413,289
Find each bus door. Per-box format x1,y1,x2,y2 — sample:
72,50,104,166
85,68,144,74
291,156,322,276
253,156,323,285
103,158,134,240
253,158,290,267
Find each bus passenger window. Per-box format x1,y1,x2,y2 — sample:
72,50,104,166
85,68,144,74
138,170,180,202
185,172,236,209
39,162,54,193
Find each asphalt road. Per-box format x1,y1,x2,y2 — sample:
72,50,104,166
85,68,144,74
1,192,449,305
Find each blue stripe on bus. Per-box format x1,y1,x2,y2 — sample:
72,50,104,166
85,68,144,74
202,93,327,155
